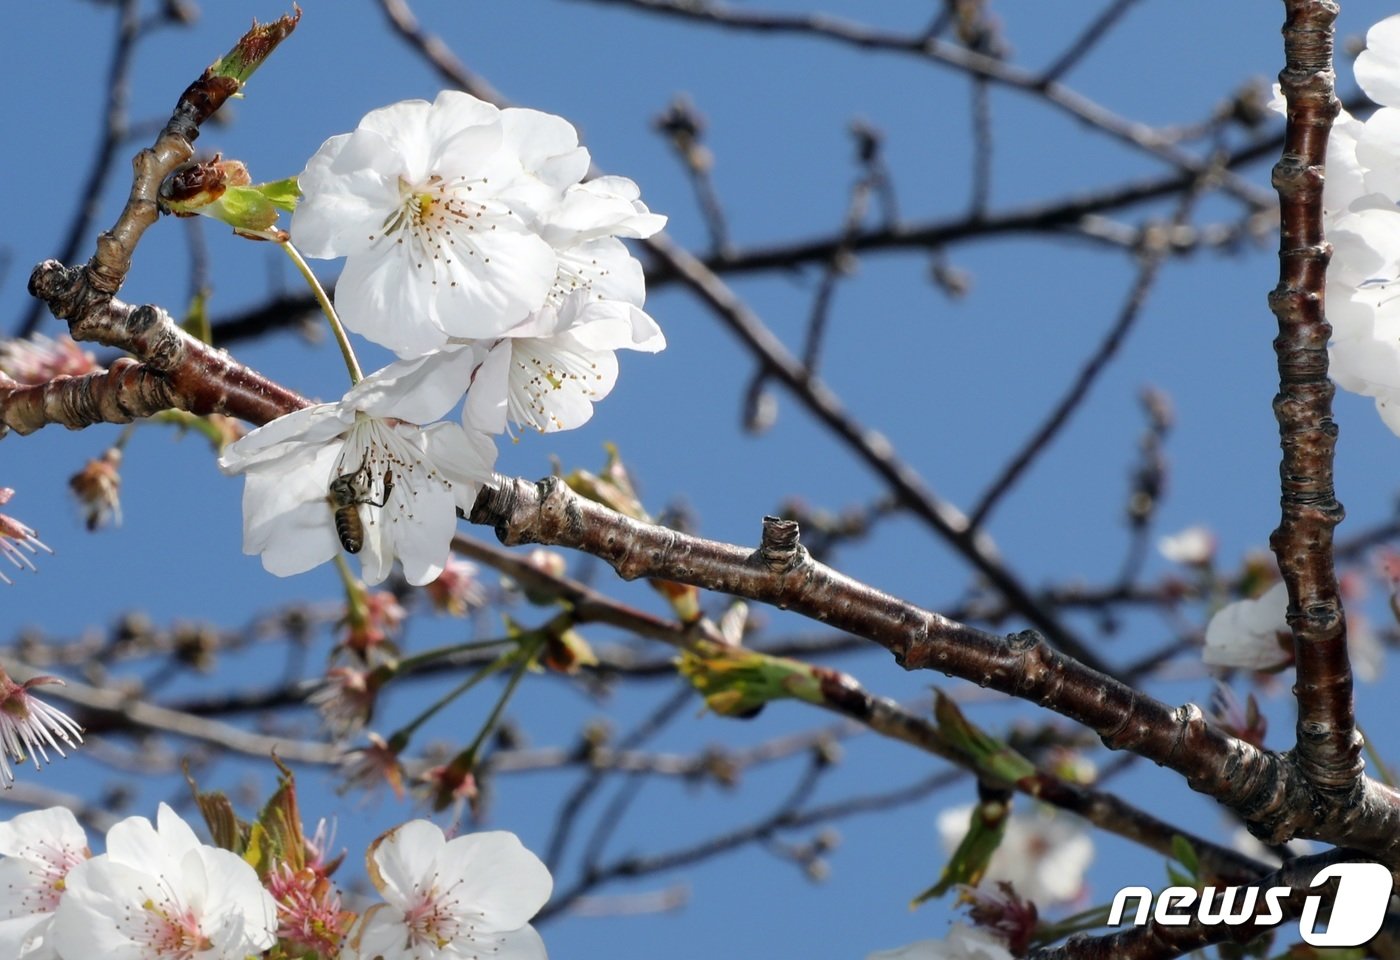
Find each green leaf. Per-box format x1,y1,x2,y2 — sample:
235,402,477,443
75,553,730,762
1170,834,1200,880
933,690,1037,784
911,799,1009,906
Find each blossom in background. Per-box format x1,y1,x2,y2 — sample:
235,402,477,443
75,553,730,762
52,803,277,960
0,807,90,959
340,732,408,801
340,589,408,663
0,672,83,786
866,925,1014,960
349,821,551,960
0,489,52,586
937,805,1093,907
0,334,98,385
1156,524,1215,566
1202,581,1291,671
425,554,486,616
218,357,497,586
293,90,589,355
309,665,380,738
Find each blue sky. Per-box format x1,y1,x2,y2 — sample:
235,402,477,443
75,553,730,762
6,2,1400,957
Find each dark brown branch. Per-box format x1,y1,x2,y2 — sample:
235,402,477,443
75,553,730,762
449,529,1266,882
644,231,1111,676
1270,0,1360,796
469,476,1400,859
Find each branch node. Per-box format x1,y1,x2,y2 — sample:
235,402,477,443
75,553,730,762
757,516,804,572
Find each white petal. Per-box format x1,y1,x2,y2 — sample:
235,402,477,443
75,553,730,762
543,179,666,244
626,304,666,352
218,404,345,473
510,334,620,433
242,445,342,577
490,923,549,960
432,227,559,339
463,342,512,434
501,108,586,189
368,820,446,908
389,466,457,586
0,914,53,960
556,236,649,307
335,243,453,357
355,98,434,182
51,858,151,959
0,807,85,860
194,847,278,953
1356,15,1400,109
1332,335,1400,396
346,344,482,425
435,832,552,932
1357,109,1400,202
1377,393,1400,437
294,131,407,259
421,422,498,513
1325,206,1400,288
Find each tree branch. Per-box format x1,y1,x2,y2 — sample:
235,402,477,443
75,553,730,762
1270,0,1360,796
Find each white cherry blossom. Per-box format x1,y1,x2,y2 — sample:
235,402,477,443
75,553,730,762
1156,525,1215,566
466,292,665,434
1356,15,1400,110
352,291,664,437
536,176,666,312
51,803,276,960
937,805,1092,907
347,820,551,960
1202,581,1291,671
293,91,590,355
219,356,497,586
0,807,89,960
866,926,1014,960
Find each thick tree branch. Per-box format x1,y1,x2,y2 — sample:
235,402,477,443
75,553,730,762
469,476,1400,859
1270,0,1360,796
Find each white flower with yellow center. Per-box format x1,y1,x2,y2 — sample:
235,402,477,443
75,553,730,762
293,90,589,356
347,820,551,960
218,354,496,586
51,804,276,960
0,807,90,959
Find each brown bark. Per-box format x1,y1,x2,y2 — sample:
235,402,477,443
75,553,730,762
1269,0,1362,797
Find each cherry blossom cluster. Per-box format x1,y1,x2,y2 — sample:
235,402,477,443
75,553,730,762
1276,15,1400,430
219,91,665,587
0,803,551,960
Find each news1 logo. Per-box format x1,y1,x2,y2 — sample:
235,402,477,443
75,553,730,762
1108,862,1393,947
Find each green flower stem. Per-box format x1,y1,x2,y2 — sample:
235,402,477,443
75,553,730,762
332,556,368,629
387,648,518,752
278,239,363,385
459,640,537,762
393,637,516,675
